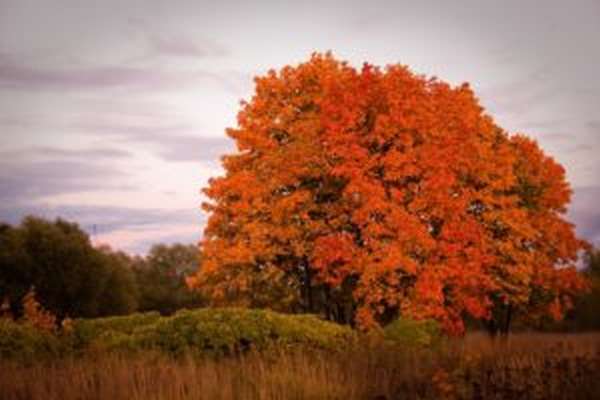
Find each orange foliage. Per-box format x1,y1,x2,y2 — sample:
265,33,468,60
22,288,57,333
0,297,11,319
190,53,588,334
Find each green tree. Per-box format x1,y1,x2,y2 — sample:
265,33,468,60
134,243,204,315
570,248,600,330
0,216,138,319
0,223,33,317
94,246,139,316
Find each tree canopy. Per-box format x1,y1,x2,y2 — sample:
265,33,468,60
0,217,202,319
188,53,587,334
0,216,138,319
134,243,204,315
567,248,600,331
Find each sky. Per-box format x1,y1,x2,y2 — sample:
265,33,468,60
0,0,598,254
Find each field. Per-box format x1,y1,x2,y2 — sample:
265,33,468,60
1,310,599,400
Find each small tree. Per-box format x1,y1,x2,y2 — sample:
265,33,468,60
22,288,57,333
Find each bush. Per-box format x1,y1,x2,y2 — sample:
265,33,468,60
383,318,442,347
0,319,62,359
101,308,357,355
1,308,357,356
71,311,161,349
1,308,357,358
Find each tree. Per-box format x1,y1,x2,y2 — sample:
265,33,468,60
567,248,600,331
134,243,204,315
0,222,34,317
187,53,588,334
94,245,139,316
0,216,137,319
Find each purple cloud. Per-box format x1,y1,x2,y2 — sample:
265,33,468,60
0,204,199,235
149,33,228,58
479,68,558,118
0,62,167,91
76,121,235,162
0,52,240,92
0,160,132,205
0,146,132,161
569,186,600,247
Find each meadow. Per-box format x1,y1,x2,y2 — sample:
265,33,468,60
1,309,599,400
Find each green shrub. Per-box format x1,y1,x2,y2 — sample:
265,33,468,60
0,319,62,359
383,317,441,348
1,308,357,358
71,311,161,349
269,312,356,349
119,308,356,355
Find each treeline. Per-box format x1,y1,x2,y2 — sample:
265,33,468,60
1,215,599,333
563,249,600,331
0,216,203,320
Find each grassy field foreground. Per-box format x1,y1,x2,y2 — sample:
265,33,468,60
1,309,599,399
1,333,599,400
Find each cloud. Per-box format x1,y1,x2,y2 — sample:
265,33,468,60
0,61,173,91
0,51,241,93
153,134,234,162
77,121,235,162
478,67,558,119
6,204,200,233
0,146,132,161
569,186,600,246
95,223,201,255
0,160,131,205
149,33,228,58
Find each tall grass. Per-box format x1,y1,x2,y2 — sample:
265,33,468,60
1,332,599,400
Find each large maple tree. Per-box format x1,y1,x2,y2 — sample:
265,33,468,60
188,53,588,334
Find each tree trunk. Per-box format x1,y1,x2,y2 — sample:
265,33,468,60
302,261,314,313
502,304,513,335
487,303,513,337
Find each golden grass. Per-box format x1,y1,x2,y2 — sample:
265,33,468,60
1,332,599,400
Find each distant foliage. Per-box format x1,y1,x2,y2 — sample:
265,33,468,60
0,217,205,320
133,243,204,315
567,248,600,330
94,246,140,316
189,53,587,334
0,217,138,319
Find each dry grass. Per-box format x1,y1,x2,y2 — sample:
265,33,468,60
1,332,599,400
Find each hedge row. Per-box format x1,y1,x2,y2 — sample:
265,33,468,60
1,308,358,358
1,308,441,359
0,319,63,359
75,308,357,355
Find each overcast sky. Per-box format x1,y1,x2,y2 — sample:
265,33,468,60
0,0,598,253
